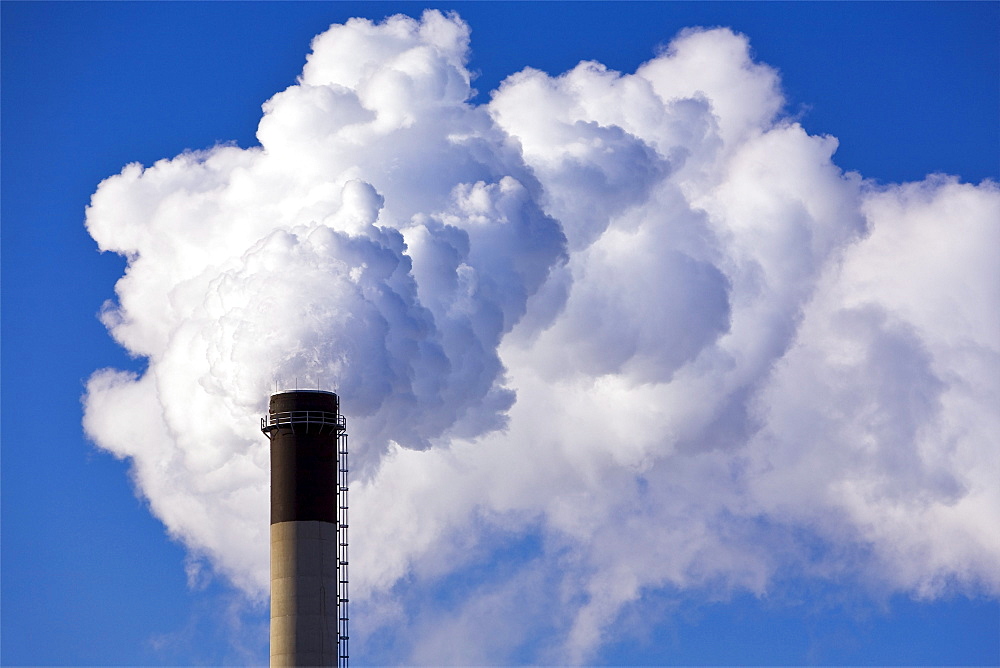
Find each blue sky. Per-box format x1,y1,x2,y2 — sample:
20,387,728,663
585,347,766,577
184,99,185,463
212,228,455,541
2,2,998,666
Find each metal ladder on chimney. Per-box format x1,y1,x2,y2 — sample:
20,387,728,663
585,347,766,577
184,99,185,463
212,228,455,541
337,428,350,668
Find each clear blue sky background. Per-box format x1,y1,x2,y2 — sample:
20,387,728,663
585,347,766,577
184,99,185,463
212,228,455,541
2,2,998,665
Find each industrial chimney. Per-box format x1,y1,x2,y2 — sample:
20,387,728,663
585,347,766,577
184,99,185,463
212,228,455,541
261,390,349,667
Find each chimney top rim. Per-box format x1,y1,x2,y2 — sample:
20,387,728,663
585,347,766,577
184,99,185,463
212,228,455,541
269,389,338,398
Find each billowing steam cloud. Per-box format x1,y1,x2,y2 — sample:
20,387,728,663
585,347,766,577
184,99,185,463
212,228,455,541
84,10,999,663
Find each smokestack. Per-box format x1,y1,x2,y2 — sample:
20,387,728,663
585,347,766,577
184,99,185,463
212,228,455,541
262,390,349,667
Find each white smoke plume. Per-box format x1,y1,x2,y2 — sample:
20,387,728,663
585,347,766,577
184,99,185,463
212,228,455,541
83,10,1000,663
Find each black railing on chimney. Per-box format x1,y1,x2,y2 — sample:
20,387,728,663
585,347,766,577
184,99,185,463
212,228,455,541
260,410,346,436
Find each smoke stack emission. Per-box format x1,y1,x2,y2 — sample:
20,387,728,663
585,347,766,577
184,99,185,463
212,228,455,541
262,390,349,667
80,11,1000,664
